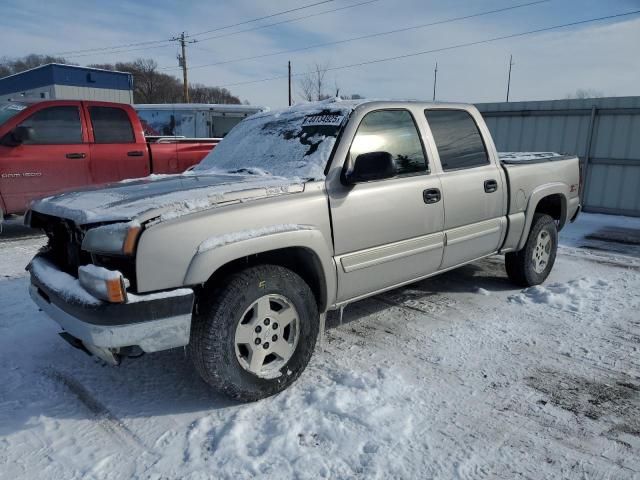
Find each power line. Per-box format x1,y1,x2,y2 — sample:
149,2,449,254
62,43,175,59
51,38,173,57
48,0,337,58
159,0,381,70
172,0,549,71
188,0,380,45
64,0,378,60
189,0,336,37
216,9,640,88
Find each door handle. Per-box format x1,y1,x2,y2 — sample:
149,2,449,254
423,188,441,204
484,179,498,193
127,150,145,157
65,152,86,159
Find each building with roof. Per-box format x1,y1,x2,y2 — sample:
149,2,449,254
0,63,133,104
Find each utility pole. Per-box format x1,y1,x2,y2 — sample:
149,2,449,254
432,61,438,102
288,61,292,106
172,32,196,103
506,54,514,102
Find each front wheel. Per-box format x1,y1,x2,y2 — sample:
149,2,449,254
505,213,558,287
189,265,319,401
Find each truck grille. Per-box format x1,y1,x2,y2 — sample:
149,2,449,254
31,212,138,290
31,213,89,276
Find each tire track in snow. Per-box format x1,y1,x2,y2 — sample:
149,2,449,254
43,368,159,461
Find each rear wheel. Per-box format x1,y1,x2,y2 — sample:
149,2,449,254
189,265,319,401
505,213,558,287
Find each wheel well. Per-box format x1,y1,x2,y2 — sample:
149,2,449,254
201,247,328,312
534,194,567,230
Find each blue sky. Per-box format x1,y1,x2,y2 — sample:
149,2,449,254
2,0,639,107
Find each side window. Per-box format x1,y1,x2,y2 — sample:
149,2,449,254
424,109,489,171
349,110,428,176
89,107,135,143
17,106,82,144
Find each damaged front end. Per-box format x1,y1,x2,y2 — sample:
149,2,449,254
26,211,195,365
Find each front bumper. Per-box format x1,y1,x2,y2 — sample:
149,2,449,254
29,256,194,356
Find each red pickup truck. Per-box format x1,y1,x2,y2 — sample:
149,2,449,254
0,100,218,220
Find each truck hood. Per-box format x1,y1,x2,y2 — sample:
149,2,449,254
29,172,305,225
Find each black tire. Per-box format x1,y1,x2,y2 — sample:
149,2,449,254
505,213,558,287
189,264,319,401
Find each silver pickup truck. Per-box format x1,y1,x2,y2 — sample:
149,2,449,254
26,99,580,400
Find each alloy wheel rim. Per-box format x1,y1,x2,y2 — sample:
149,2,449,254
234,294,300,377
532,230,552,274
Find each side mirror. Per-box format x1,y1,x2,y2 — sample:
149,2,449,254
343,151,396,185
2,126,34,146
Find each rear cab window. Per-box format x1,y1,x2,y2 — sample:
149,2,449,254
424,109,489,171
89,106,135,143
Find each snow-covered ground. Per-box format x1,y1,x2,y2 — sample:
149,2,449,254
1,214,639,479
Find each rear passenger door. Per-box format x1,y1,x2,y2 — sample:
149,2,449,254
424,109,506,269
87,104,150,184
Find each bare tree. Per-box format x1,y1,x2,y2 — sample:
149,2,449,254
297,61,332,101
565,88,605,99
188,83,241,104
0,63,11,78
127,59,160,103
0,54,72,77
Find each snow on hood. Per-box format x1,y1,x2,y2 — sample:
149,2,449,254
30,171,303,225
30,99,364,226
194,98,361,180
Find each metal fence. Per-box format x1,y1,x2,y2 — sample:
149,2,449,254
476,96,640,217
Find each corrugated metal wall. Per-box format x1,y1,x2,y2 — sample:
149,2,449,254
476,96,640,217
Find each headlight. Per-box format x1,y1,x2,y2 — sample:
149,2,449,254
78,264,129,303
82,221,141,256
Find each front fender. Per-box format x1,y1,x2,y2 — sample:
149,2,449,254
517,183,569,250
183,226,337,309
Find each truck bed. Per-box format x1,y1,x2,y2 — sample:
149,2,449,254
499,152,580,218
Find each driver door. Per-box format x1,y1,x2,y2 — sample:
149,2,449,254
327,108,445,303
0,102,90,213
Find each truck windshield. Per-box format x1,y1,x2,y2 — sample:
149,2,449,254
194,104,351,180
0,103,28,126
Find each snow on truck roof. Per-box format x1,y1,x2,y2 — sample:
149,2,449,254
194,98,483,180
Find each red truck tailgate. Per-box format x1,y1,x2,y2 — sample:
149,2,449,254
149,140,218,174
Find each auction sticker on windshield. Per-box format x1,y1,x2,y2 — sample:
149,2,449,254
302,114,345,127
